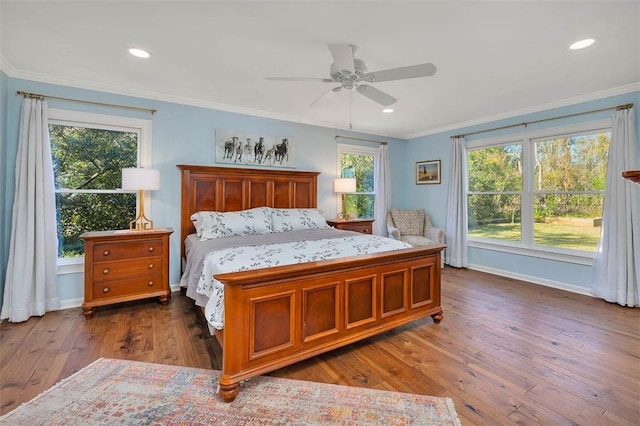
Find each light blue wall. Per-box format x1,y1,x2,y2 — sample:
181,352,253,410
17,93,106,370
0,70,8,303
1,77,407,308
406,91,640,291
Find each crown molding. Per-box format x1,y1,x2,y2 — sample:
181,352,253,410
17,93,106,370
0,55,16,76
405,82,640,140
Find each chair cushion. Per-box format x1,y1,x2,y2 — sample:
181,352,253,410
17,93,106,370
390,209,425,236
399,235,437,247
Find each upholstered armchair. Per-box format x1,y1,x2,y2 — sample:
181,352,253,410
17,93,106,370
386,209,445,247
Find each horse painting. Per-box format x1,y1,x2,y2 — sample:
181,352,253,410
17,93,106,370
217,131,293,167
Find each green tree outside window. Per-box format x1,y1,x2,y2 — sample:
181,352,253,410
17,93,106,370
50,125,138,257
340,152,375,218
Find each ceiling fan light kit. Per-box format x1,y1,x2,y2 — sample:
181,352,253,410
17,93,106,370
267,43,437,108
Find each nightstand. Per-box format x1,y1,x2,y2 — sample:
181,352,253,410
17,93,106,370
80,228,173,319
326,218,374,234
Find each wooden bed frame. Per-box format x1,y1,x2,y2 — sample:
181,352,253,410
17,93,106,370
178,164,445,402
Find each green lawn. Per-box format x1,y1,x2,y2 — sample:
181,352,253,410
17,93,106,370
469,222,601,251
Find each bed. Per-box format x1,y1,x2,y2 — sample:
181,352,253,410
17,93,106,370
178,164,445,402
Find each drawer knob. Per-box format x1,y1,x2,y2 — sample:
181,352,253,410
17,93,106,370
102,287,109,293
103,249,110,256
148,263,154,269
148,246,155,252
148,280,154,287
102,268,109,275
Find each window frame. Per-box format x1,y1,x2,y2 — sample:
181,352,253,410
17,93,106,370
466,118,611,265
336,143,378,218
48,109,152,274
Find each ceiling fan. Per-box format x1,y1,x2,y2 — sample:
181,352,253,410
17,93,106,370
267,44,437,107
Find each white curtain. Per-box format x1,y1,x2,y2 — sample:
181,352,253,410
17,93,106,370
445,136,468,267
592,106,640,307
374,144,391,236
1,98,59,322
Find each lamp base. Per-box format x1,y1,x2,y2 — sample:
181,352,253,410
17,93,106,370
129,214,154,231
129,189,154,231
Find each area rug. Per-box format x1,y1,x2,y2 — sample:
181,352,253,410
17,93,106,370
1,358,461,425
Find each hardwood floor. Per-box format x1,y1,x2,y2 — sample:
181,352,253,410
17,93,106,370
1,268,638,424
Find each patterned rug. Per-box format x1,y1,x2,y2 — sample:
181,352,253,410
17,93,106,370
1,358,461,425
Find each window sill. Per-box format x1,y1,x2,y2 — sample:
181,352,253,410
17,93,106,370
57,257,84,275
468,239,595,266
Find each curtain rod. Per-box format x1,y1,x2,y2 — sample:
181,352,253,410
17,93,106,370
16,90,157,115
450,103,633,139
335,135,387,145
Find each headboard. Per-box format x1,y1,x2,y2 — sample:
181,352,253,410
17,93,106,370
178,165,320,259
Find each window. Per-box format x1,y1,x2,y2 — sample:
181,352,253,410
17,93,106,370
468,143,523,243
467,120,610,255
48,110,151,260
337,144,377,218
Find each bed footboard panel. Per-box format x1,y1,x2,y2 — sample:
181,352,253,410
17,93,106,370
215,245,444,402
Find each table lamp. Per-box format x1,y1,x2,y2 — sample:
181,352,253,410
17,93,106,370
334,177,356,219
121,167,160,230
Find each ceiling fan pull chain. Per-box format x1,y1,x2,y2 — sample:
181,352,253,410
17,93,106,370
349,89,353,130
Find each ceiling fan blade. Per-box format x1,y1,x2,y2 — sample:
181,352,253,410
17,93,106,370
309,87,342,107
356,84,397,106
366,63,437,82
328,44,355,75
267,77,333,82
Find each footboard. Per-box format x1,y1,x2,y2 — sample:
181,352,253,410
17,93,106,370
214,245,445,402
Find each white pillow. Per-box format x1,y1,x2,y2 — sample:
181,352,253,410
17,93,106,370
191,207,273,240
271,208,330,232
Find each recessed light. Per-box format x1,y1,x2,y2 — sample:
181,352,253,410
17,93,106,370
129,48,150,58
569,38,595,50
382,108,394,113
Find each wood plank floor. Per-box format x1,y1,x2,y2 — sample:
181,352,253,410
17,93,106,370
1,268,638,424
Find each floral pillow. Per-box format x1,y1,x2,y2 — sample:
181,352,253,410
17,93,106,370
271,208,330,232
191,207,273,240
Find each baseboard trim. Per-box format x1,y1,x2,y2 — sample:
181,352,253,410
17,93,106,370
466,263,595,297
59,298,84,310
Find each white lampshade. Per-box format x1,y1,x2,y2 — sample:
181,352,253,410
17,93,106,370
122,168,160,191
334,178,356,193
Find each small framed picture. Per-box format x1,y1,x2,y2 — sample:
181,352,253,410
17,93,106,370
416,160,441,184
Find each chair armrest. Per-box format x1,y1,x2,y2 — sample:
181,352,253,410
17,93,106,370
426,227,445,244
388,226,401,240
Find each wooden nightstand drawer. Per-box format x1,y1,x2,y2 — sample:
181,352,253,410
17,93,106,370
93,239,163,261
326,219,374,235
93,256,162,282
93,274,163,299
81,228,173,319
346,224,372,234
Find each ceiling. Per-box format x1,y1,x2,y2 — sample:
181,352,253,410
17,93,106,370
1,1,638,139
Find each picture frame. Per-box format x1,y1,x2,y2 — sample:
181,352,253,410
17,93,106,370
215,129,295,168
416,160,441,184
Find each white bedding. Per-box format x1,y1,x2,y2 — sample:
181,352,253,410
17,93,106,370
181,230,411,330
